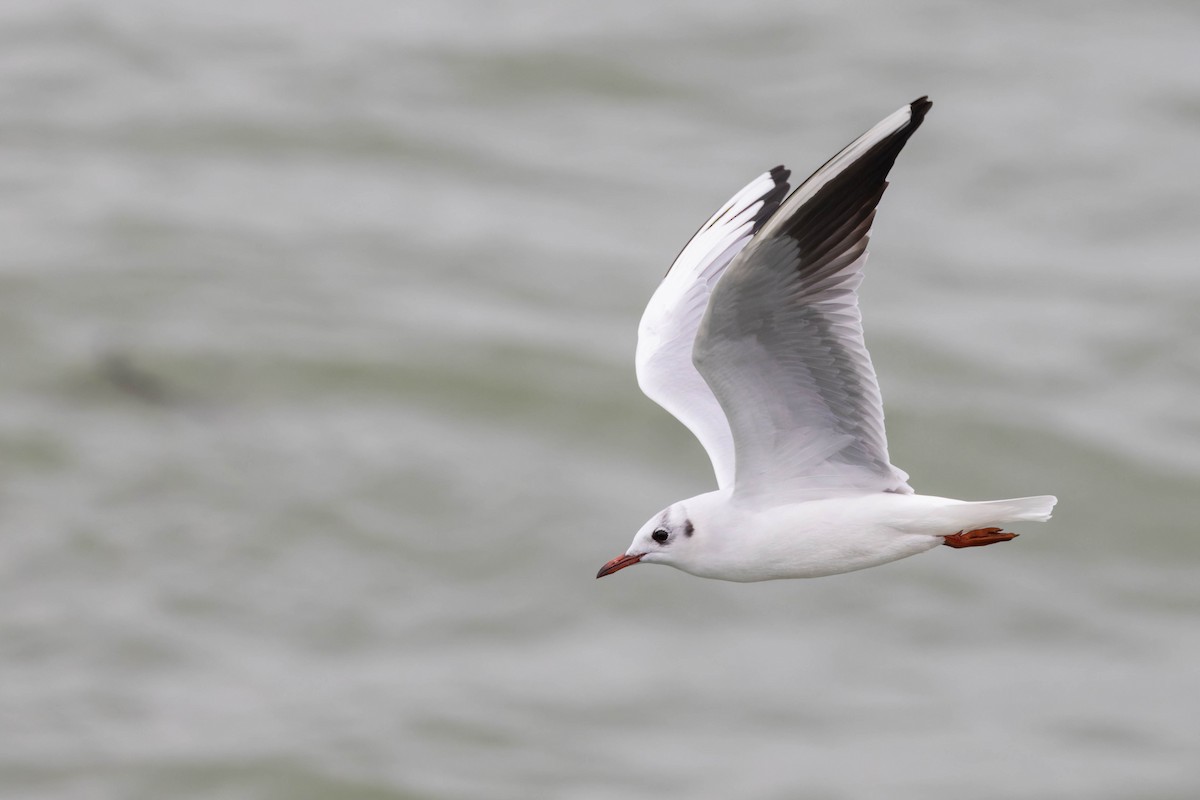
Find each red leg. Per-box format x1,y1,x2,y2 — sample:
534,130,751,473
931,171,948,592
942,527,1018,549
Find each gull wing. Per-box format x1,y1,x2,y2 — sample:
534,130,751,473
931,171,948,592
636,167,791,490
693,98,932,503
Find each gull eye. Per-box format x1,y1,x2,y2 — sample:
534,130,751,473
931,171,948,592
651,528,669,544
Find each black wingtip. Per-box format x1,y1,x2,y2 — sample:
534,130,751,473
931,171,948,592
752,167,792,233
909,96,933,127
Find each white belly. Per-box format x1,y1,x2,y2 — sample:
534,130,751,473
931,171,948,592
684,493,951,582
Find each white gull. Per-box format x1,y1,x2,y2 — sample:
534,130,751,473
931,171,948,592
598,97,1056,582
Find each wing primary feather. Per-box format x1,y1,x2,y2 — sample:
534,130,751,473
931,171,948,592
662,166,791,278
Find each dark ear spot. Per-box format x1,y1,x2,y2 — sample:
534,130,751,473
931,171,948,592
684,519,694,537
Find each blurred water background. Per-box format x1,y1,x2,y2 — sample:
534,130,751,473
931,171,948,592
2,1,1199,798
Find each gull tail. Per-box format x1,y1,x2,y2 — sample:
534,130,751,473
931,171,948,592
957,495,1057,524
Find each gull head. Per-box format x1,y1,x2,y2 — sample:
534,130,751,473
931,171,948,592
596,493,723,579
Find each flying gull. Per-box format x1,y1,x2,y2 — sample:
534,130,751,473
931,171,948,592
597,97,1056,582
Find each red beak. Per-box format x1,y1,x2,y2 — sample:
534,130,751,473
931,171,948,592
596,553,643,578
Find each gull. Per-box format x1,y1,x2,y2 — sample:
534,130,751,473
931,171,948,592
597,97,1056,582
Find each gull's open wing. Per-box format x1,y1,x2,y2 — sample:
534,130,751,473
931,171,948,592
693,98,932,502
636,167,791,489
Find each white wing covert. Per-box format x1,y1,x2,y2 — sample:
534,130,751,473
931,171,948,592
636,167,790,490
693,98,932,503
